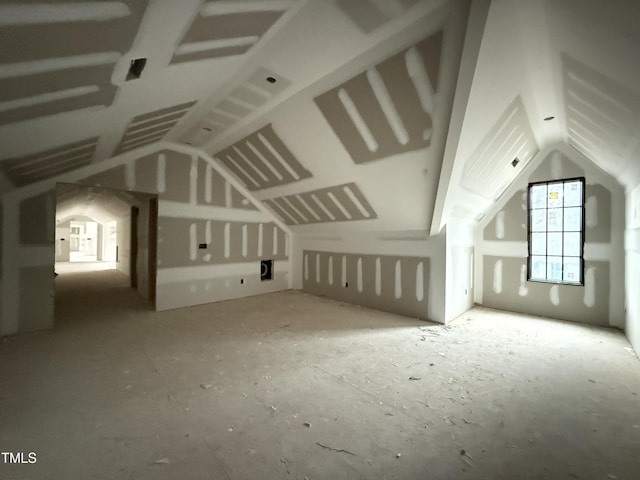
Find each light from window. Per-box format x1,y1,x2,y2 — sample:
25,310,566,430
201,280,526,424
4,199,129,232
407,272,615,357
528,177,585,285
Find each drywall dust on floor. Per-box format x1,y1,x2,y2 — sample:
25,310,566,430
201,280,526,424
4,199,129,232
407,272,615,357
1,269,639,480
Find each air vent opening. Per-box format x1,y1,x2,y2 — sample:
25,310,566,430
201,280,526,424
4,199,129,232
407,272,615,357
266,76,277,84
126,58,147,81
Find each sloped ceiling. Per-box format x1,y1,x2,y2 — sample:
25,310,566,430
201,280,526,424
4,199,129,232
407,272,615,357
1,0,638,238
55,182,151,225
435,0,640,230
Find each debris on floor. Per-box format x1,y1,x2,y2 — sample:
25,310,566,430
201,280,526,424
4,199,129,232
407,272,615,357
396,453,402,458
152,458,170,465
200,383,213,389
303,422,312,427
409,376,421,380
316,442,356,456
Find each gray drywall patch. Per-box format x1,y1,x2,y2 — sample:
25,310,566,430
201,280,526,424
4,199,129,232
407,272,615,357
20,191,55,245
585,184,611,242
115,102,196,155
197,160,227,207
313,31,442,164
266,182,376,225
214,124,312,191
303,251,429,320
231,186,258,211
0,1,148,125
134,153,161,194
162,152,192,203
19,265,54,333
158,218,287,268
0,64,117,127
483,189,527,241
1,137,98,187
482,255,610,326
79,165,127,191
172,10,284,64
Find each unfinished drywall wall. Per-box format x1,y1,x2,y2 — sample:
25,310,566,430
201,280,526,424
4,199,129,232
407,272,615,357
116,211,131,277
294,232,446,323
0,144,291,335
303,250,430,320
55,220,71,262
446,219,474,322
626,182,640,354
476,147,625,327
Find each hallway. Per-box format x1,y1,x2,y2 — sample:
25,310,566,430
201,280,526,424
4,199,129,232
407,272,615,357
1,269,639,479
54,262,152,329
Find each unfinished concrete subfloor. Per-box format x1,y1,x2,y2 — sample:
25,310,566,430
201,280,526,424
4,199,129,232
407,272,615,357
1,267,639,479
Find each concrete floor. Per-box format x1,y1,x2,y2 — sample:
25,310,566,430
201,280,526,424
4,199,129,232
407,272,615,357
1,267,639,480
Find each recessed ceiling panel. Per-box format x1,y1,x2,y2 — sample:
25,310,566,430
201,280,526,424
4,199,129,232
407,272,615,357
264,182,376,225
563,54,640,177
114,101,196,155
171,2,289,64
1,137,98,187
461,96,538,200
314,31,442,164
0,1,148,125
184,68,291,145
213,124,311,191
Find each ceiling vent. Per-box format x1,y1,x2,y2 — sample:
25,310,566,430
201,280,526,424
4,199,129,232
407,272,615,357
126,58,147,81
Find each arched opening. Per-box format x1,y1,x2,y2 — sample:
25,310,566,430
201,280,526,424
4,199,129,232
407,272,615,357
54,183,158,326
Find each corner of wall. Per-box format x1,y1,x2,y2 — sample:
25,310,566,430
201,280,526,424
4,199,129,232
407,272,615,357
625,183,640,355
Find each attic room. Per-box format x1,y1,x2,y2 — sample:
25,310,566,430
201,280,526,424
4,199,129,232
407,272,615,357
0,0,639,478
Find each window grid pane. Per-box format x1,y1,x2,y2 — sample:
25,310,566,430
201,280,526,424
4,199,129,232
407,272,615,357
527,178,584,284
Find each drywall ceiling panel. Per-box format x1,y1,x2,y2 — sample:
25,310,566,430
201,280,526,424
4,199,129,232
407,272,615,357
314,30,442,164
114,101,196,155
183,68,292,146
563,55,640,182
0,137,98,187
336,0,420,34
264,182,376,225
461,96,538,200
0,0,148,125
213,123,311,190
170,1,290,64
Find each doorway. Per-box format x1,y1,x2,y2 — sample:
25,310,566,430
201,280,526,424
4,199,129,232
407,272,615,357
54,183,159,319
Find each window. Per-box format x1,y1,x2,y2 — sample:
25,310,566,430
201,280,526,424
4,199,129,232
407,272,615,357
527,177,585,285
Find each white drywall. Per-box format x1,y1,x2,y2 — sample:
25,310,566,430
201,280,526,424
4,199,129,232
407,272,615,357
445,219,474,322
116,211,131,277
625,182,640,354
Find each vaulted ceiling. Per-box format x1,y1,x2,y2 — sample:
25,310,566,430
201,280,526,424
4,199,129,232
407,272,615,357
1,0,639,236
